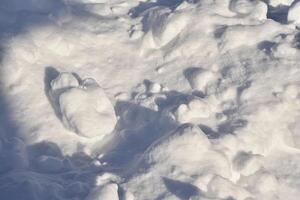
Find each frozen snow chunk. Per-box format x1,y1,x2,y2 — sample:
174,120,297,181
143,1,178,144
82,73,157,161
36,155,64,173
95,173,122,186
207,176,252,200
229,0,267,20
148,82,162,94
212,0,234,17
59,78,117,138
50,73,117,138
186,68,218,94
86,183,119,200
249,1,268,21
233,151,263,176
175,101,210,122
142,7,190,48
175,97,219,124
269,0,294,7
229,0,257,15
288,2,300,26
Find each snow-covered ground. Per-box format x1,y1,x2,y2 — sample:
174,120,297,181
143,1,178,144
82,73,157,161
1,0,300,199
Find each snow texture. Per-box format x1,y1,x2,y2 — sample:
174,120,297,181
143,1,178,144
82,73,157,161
1,0,300,200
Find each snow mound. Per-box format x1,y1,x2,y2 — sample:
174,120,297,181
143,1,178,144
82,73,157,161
142,6,190,49
86,183,119,200
148,124,228,174
230,0,259,15
174,97,219,124
269,0,294,7
185,67,219,94
51,73,117,138
288,1,300,26
2,0,300,199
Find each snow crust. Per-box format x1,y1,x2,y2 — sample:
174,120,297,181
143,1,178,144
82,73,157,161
1,0,300,199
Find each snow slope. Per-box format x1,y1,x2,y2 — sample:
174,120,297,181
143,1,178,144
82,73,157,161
1,0,300,199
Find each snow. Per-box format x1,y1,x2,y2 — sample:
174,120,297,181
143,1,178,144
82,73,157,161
56,75,117,138
142,6,190,48
185,67,219,94
207,175,252,200
288,1,300,26
86,183,119,200
269,0,294,7
174,97,219,124
1,0,300,199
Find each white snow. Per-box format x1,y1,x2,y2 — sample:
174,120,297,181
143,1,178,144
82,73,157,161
57,76,117,138
174,97,219,124
288,1,300,26
86,183,119,200
1,0,300,199
269,0,294,7
186,67,219,94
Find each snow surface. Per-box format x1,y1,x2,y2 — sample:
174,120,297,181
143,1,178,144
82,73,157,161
1,0,300,199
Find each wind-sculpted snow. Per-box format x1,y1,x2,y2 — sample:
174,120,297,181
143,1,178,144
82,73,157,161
1,0,300,199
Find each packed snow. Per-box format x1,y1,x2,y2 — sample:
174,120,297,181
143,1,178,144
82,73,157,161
1,0,300,199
